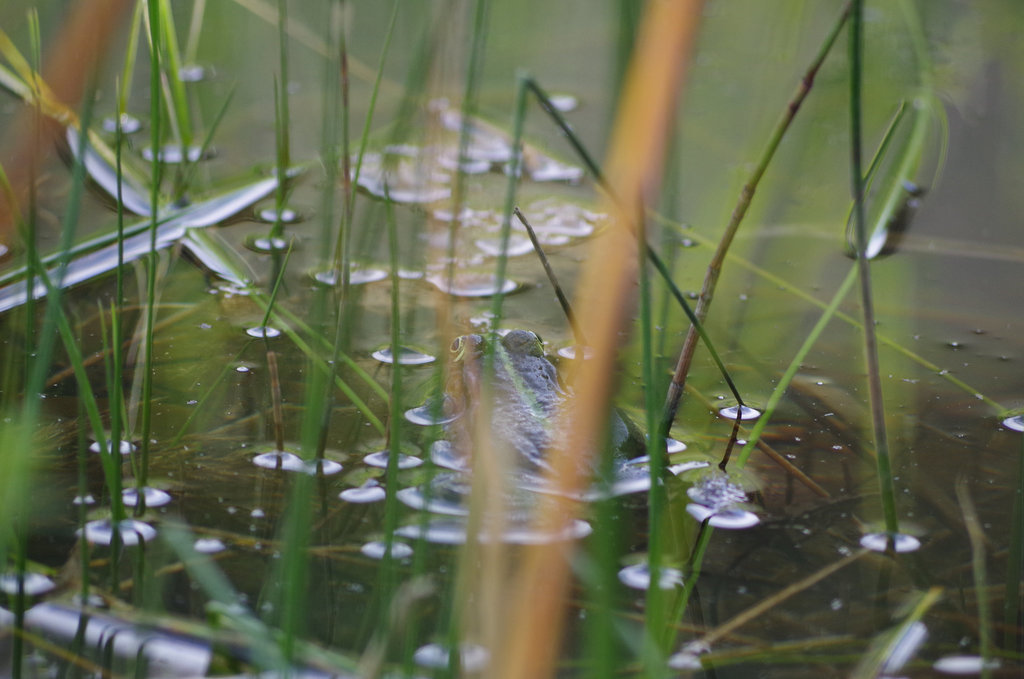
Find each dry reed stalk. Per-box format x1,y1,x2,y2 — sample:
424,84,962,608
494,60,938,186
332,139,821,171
492,2,705,677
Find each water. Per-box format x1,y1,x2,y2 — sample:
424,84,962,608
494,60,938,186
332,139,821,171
3,1,1024,676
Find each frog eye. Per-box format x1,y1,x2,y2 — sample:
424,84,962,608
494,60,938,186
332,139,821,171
450,337,463,353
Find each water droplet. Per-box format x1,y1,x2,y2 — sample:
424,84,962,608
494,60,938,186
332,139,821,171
718,404,761,421
245,326,281,339
371,346,436,366
413,642,490,672
405,401,458,426
1002,415,1024,432
245,235,292,253
426,273,519,297
363,450,423,469
556,345,594,360
933,655,1000,674
142,144,210,164
617,563,684,590
194,537,226,554
0,572,56,596
360,540,414,560
79,519,157,546
340,485,386,504
89,439,135,455
252,451,306,472
860,532,921,553
122,487,173,508
101,113,141,134
256,207,301,224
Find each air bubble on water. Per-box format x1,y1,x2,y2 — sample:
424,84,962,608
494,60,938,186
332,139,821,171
617,563,684,590
142,144,209,164
405,401,458,426
361,540,414,561
426,273,519,297
257,207,301,224
304,458,343,476
252,451,306,472
859,532,921,553
245,326,281,339
194,537,226,554
73,494,96,506
340,485,386,504
396,486,468,517
178,64,206,82
89,439,135,455
933,655,999,675
556,345,594,360
413,642,490,672
474,235,535,258
102,113,141,134
718,404,762,421
371,346,436,366
0,572,56,596
395,518,591,545
79,519,157,546
547,94,578,112
311,267,388,286
245,235,292,253
122,487,172,508
686,504,761,529
1002,415,1024,432
430,439,469,471
363,450,423,469
666,437,688,453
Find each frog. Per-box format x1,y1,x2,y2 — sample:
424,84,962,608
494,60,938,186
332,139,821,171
441,329,645,477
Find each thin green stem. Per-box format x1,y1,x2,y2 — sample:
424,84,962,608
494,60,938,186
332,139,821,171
849,0,899,538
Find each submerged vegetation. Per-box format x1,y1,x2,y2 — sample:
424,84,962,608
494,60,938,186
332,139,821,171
1,0,1023,677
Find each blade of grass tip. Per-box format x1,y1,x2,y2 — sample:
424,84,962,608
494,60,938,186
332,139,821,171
117,2,144,120
157,0,192,150
513,206,586,346
661,0,853,434
524,74,745,413
497,3,705,678
956,479,994,677
848,0,900,541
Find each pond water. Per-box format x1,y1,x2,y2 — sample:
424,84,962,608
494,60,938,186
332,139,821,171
1,1,1024,677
